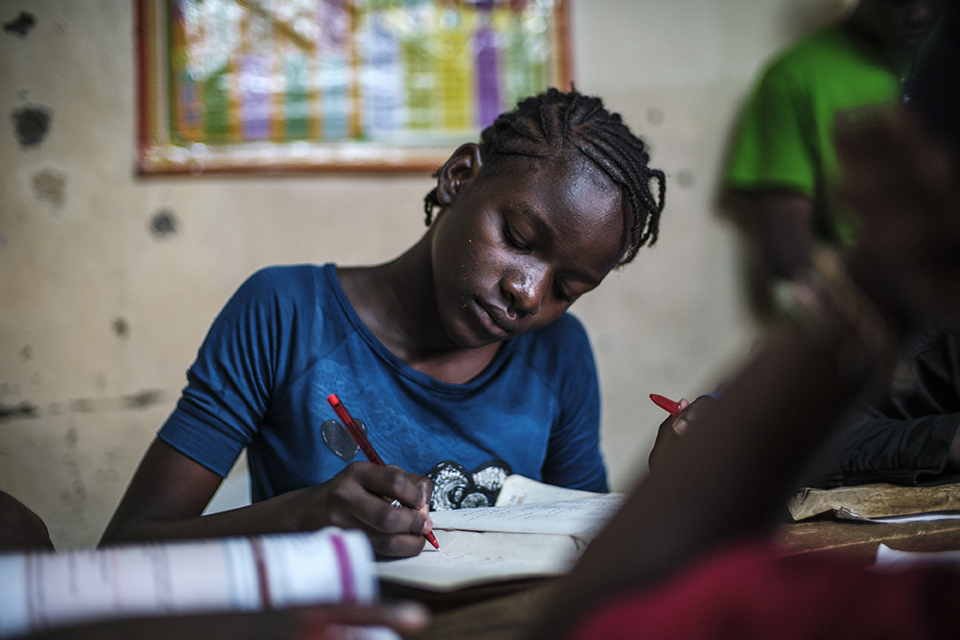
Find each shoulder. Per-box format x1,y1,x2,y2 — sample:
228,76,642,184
528,312,590,345
758,25,856,86
227,264,331,309
513,313,595,373
210,265,336,336
239,264,326,295
543,312,590,339
772,25,851,66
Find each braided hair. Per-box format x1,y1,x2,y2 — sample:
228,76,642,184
423,88,666,266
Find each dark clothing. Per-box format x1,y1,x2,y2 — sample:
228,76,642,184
906,6,960,155
805,324,960,488
801,4,960,491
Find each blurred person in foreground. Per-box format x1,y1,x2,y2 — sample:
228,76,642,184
655,0,958,493
529,5,960,638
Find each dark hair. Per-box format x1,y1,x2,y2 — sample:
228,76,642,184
423,88,666,266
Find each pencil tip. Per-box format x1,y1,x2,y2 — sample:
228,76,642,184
427,533,440,549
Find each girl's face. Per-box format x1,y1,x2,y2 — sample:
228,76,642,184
430,151,628,349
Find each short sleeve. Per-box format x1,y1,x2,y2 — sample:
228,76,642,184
726,62,817,197
158,268,296,476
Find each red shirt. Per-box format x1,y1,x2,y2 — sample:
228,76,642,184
569,538,960,640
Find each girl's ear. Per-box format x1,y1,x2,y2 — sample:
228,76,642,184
436,143,483,206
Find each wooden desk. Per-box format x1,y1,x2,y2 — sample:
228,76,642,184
774,517,960,563
410,582,557,640
408,518,960,640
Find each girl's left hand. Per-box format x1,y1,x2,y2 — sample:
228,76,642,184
647,395,717,472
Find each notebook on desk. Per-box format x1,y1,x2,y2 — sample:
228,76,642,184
376,475,625,592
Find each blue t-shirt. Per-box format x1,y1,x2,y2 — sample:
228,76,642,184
158,264,607,505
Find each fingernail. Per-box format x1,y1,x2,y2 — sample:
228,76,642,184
673,419,688,436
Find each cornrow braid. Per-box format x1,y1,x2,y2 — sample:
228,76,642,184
423,88,665,266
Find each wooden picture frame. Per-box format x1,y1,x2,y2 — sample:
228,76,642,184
136,0,572,175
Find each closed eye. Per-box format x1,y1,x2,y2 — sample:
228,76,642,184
554,281,574,302
503,223,530,251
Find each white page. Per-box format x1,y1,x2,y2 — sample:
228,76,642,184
431,494,625,539
494,474,608,506
376,530,582,591
839,508,960,524
376,487,625,591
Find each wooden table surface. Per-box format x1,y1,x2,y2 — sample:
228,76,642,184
405,517,960,640
774,516,960,562
409,582,557,640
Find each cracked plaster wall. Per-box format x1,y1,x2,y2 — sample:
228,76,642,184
0,0,850,549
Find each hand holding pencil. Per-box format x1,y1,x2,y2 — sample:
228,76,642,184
647,393,717,472
327,394,440,551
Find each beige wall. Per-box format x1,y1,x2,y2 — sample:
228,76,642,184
0,0,850,549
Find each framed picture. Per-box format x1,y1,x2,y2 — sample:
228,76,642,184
136,0,572,175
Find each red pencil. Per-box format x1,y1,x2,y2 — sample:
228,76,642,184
327,393,440,550
649,393,683,416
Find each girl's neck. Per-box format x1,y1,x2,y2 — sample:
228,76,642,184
337,234,502,383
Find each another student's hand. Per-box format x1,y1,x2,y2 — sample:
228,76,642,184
309,462,434,558
647,396,716,472
26,601,430,640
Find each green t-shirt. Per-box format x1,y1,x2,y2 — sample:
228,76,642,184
725,25,902,245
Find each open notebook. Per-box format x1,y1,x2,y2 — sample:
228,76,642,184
376,475,625,592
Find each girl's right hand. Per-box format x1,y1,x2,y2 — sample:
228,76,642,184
302,461,434,558
99,439,434,556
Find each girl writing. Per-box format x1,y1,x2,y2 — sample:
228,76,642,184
100,89,666,558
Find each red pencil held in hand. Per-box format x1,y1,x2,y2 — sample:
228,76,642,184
649,393,683,416
327,393,440,550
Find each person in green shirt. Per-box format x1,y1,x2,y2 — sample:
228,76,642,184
725,0,943,297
